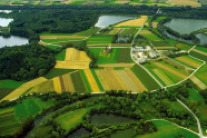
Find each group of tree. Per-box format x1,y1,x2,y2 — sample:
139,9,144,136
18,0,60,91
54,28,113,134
0,43,55,80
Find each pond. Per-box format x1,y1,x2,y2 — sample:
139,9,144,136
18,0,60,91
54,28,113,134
95,15,137,28
67,127,90,138
90,113,134,125
0,10,12,13
196,33,207,45
0,35,29,48
164,18,207,34
0,17,13,27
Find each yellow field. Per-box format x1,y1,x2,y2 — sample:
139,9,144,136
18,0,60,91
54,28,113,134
53,77,62,93
40,35,86,39
98,63,135,68
169,0,201,7
154,62,187,79
190,75,207,90
65,48,91,61
115,15,148,27
27,80,54,94
84,69,100,92
152,22,158,28
55,48,91,69
95,69,146,92
95,69,127,90
55,61,91,69
176,56,202,68
1,77,48,101
115,0,130,4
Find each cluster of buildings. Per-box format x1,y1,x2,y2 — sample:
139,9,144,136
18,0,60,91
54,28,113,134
132,46,158,63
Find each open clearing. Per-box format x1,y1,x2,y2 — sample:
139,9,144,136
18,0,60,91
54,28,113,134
114,15,148,27
169,0,201,7
1,77,48,101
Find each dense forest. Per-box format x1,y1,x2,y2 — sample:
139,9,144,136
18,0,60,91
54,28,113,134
0,43,55,80
9,9,99,40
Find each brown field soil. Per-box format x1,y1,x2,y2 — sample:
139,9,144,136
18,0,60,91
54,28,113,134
192,49,207,56
40,35,86,39
95,69,127,91
61,73,75,93
98,63,135,68
152,69,173,86
154,62,187,79
115,15,148,27
84,69,100,92
53,77,62,93
55,61,90,69
176,56,202,68
65,48,91,61
1,77,48,101
169,0,201,7
190,75,207,90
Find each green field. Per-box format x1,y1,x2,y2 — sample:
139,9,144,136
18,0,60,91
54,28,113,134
44,68,76,79
0,88,14,100
70,71,87,93
190,51,207,61
187,88,205,104
42,38,84,43
139,120,199,138
79,70,92,92
195,64,207,84
55,49,66,61
0,80,24,89
45,45,60,50
117,48,132,63
131,65,160,90
140,31,162,40
91,69,104,91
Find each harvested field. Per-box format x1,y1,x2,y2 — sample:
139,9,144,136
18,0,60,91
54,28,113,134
152,69,173,86
1,77,48,101
169,0,201,7
84,69,100,92
53,77,62,93
98,63,135,68
40,35,86,39
95,69,128,91
115,15,148,27
153,62,187,79
61,73,75,93
65,48,91,61
176,56,202,68
55,61,90,69
190,75,207,90
116,69,147,92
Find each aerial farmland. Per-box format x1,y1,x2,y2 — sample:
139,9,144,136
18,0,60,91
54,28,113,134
0,3,207,138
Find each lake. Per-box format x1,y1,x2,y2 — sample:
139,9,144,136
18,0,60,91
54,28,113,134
196,33,207,45
164,18,207,34
0,10,12,13
90,113,134,125
95,15,137,28
0,35,29,48
0,17,13,27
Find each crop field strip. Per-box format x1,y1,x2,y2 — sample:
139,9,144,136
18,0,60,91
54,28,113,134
114,15,148,28
98,63,135,68
84,69,100,92
117,48,132,63
175,56,202,69
169,0,201,7
70,71,87,93
27,80,55,94
153,62,188,80
152,69,174,86
189,75,207,90
1,77,48,102
190,50,207,61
